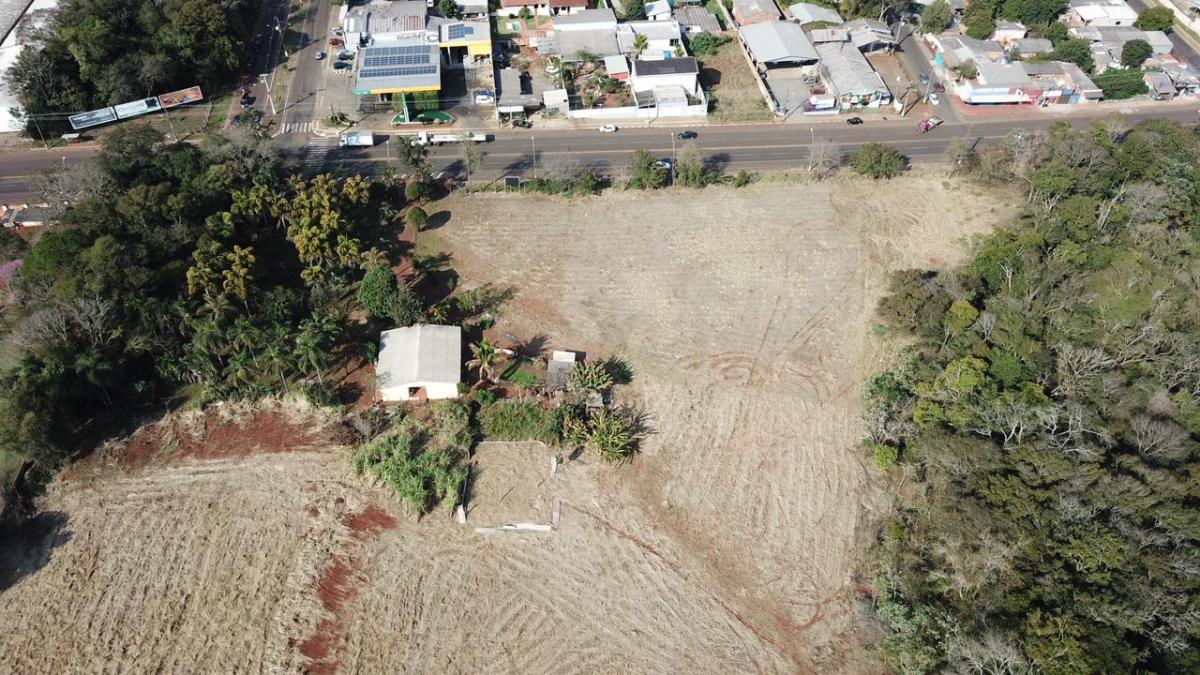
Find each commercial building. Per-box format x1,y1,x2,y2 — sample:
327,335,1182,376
740,20,819,66
815,41,891,108
1067,0,1139,26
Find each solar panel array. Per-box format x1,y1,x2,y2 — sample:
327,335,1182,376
362,44,433,68
446,24,470,40
360,65,439,79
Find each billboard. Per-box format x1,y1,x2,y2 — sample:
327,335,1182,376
114,97,162,119
68,107,118,130
157,85,204,109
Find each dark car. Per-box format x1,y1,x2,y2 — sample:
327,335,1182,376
677,130,698,140
239,93,255,109
512,119,532,128
333,61,353,70
846,116,863,125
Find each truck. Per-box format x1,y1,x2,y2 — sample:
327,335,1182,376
412,131,488,146
916,116,943,133
339,131,374,147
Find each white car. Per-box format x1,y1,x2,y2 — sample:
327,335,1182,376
929,93,940,105
599,124,618,133
655,159,671,171
474,91,494,105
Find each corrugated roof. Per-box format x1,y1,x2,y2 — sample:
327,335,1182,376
788,2,843,24
740,20,818,63
674,6,721,32
377,324,462,389
816,41,888,96
552,8,617,28
633,55,699,76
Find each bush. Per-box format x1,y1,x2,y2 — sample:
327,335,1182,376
688,32,731,57
404,206,428,230
357,267,422,324
404,180,428,202
352,431,466,515
849,143,905,179
872,443,899,470
478,399,560,443
0,229,28,261
957,59,979,80
628,149,667,189
733,169,753,187
568,361,613,392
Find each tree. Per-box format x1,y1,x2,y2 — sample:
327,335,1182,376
397,137,431,179
623,0,646,20
921,0,952,33
1043,21,1069,46
849,143,905,179
357,267,422,325
404,180,429,202
673,144,715,187
404,206,429,230
1093,67,1149,100
460,141,483,185
467,339,503,383
808,140,840,177
964,9,995,40
1017,0,1068,26
568,361,613,392
1052,38,1096,73
1120,38,1152,68
629,149,668,189
957,59,979,80
0,229,28,261
437,0,460,18
632,32,649,55
1135,6,1173,32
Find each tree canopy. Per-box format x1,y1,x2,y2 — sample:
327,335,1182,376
1120,38,1152,68
1135,6,1174,32
867,118,1200,675
849,143,905,179
5,0,252,135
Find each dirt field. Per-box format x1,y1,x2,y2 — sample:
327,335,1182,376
0,175,1014,674
700,42,773,122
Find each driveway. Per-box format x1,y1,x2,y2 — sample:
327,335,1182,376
764,68,813,115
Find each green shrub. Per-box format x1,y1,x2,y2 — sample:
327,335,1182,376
478,399,560,443
352,431,466,515
849,143,905,179
405,206,428,230
872,443,899,470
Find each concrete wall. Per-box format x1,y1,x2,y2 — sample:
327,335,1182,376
566,100,708,119
380,380,460,402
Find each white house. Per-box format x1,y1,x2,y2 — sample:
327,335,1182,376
1068,0,1138,26
788,2,843,24
630,56,700,94
551,8,618,30
377,324,462,402
991,20,1027,44
617,20,684,57
645,0,673,20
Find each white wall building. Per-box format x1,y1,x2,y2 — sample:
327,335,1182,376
377,325,462,402
1068,0,1138,26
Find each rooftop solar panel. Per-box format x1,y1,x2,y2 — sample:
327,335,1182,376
447,24,469,39
363,53,430,67
359,65,439,79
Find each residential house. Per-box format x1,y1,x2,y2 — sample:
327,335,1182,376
1071,26,1174,55
1067,0,1138,26
455,0,490,17
376,324,462,402
991,20,1027,44
956,61,1036,103
732,0,781,26
497,0,590,17
617,20,684,57
928,34,1004,70
788,2,843,25
541,28,622,59
1163,63,1200,94
630,56,701,94
497,67,541,115
645,0,673,20
809,27,849,43
1144,71,1175,99
1013,37,1053,56
1022,61,1101,102
740,20,819,66
815,41,891,108
552,7,617,30
675,5,722,33
843,18,895,52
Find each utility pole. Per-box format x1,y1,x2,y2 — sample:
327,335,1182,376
670,132,676,184
161,105,178,142
30,114,50,150
531,135,537,178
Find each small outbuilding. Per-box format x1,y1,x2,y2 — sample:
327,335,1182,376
377,324,462,402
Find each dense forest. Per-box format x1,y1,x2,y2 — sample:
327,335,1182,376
0,125,411,487
867,118,1200,673
5,0,251,134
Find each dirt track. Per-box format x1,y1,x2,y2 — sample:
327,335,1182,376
0,176,1011,674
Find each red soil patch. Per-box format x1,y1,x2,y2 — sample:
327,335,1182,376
299,504,397,674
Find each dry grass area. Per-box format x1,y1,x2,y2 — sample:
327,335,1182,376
699,42,773,122
0,175,1015,674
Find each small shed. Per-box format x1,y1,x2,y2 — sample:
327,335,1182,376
645,0,672,20
604,54,630,79
377,324,462,402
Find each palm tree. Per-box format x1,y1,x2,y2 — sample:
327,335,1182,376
467,339,503,383
293,330,329,385
224,349,257,389
230,317,262,369
632,33,648,56
262,325,294,392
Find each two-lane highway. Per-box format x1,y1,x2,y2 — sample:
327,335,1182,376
2,102,1198,203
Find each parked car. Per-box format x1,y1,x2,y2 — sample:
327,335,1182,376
918,73,929,85
337,49,354,60
315,51,326,60
329,37,344,46
934,81,945,93
845,116,863,125
677,130,698,140
333,61,353,71
474,90,494,105
655,159,672,171
513,119,532,128
239,91,255,109
929,93,940,105
599,124,618,133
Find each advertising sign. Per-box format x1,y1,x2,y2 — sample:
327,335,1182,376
157,85,204,109
68,107,118,130
114,97,162,119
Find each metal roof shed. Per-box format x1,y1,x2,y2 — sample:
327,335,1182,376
377,325,462,402
740,21,819,65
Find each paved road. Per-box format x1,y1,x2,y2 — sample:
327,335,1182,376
2,103,1198,203
277,0,334,136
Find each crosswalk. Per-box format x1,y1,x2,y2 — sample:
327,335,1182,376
281,121,315,134
301,137,337,174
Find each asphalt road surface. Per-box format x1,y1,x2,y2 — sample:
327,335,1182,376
277,0,334,136
2,103,1199,203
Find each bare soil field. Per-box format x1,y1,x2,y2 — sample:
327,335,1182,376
699,42,773,122
0,175,1014,674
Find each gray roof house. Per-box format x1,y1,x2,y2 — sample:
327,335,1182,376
740,20,819,65
843,17,895,52
815,41,890,103
675,5,722,33
377,324,462,402
1014,37,1053,55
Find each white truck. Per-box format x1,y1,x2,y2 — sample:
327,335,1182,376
339,131,374,147
412,131,488,146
